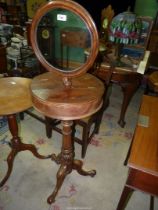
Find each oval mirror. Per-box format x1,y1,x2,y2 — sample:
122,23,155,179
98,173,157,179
30,0,99,77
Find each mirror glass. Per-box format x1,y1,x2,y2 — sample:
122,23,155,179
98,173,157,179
36,8,91,72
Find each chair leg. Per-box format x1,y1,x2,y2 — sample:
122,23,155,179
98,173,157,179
144,81,150,95
81,125,90,158
45,117,53,138
94,112,103,134
94,90,111,134
19,112,24,120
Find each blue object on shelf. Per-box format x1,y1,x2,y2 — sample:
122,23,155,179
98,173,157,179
0,116,8,135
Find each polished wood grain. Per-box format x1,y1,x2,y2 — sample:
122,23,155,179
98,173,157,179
117,95,158,210
128,95,158,176
0,77,50,188
0,77,32,115
31,72,104,120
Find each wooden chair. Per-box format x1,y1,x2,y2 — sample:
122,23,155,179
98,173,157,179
97,5,114,67
71,88,110,158
144,51,158,96
45,67,113,158
100,5,114,40
145,71,158,96
101,5,114,29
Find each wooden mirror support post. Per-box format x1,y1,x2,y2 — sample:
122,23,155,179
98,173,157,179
30,0,105,203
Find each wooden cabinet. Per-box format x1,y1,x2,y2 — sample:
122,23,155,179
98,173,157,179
0,45,7,74
37,25,55,64
7,5,21,25
148,30,158,53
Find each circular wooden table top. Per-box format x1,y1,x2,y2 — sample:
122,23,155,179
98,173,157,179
31,72,104,120
0,77,32,116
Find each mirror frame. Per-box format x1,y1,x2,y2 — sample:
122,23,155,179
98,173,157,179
30,0,99,77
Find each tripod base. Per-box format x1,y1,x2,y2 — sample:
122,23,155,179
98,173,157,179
0,114,51,187
47,120,96,204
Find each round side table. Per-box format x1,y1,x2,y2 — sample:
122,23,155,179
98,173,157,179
0,77,50,187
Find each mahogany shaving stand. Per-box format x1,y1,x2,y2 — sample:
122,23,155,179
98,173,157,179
29,0,104,203
31,72,104,203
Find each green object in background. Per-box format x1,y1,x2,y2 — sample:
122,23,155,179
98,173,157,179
134,0,158,18
53,9,87,64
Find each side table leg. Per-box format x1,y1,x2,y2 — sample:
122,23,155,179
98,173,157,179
116,185,133,210
0,114,51,187
0,149,17,187
150,196,154,210
118,79,140,128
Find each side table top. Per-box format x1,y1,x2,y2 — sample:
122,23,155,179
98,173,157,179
128,95,158,176
99,50,150,75
0,77,32,115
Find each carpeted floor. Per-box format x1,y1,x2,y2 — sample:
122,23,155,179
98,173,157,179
0,84,158,210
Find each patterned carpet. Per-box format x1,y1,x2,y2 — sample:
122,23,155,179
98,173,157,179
0,84,157,210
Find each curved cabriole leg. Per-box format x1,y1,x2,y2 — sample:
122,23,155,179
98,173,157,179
7,114,51,159
0,149,17,187
18,141,51,159
73,159,96,177
47,164,69,204
118,78,140,128
0,114,51,187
